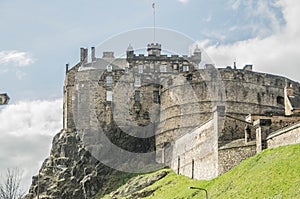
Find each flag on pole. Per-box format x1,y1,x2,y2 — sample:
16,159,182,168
152,2,156,42
152,2,155,15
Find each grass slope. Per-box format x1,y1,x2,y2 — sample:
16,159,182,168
206,143,300,199
104,143,300,198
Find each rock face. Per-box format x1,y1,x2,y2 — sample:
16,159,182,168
24,130,134,199
104,170,169,199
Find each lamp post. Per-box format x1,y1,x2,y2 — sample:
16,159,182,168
189,187,208,199
37,165,67,199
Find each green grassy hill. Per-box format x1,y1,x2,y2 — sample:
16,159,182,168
103,143,300,198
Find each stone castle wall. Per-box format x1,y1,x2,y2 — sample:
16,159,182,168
156,67,300,151
63,64,80,130
218,140,256,174
167,108,223,180
267,121,300,148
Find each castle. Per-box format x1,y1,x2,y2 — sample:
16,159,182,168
63,43,300,180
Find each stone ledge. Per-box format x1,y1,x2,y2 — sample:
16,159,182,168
219,139,256,150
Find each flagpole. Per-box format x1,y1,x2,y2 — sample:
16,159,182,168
152,2,156,43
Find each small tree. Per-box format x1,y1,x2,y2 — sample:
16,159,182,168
0,168,25,199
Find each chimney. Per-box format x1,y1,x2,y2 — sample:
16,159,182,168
65,63,69,74
80,48,88,63
91,47,96,62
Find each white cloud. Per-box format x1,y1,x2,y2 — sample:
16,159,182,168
0,50,35,67
197,0,300,82
228,0,283,38
0,99,63,191
230,0,241,10
0,99,62,136
178,0,189,4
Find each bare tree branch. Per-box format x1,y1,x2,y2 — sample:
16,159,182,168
0,168,25,199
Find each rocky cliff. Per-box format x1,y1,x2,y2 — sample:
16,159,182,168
24,129,137,199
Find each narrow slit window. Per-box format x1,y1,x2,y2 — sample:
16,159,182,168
153,90,160,103
138,65,143,73
135,76,141,87
134,90,140,101
106,91,113,101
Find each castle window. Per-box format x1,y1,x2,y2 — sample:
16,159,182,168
107,65,113,72
275,79,282,86
186,74,193,81
168,78,173,86
143,111,150,119
138,65,143,73
125,67,129,74
183,65,189,72
134,90,140,102
277,96,284,106
134,76,141,87
173,64,178,70
106,76,113,86
106,91,113,101
153,91,160,103
160,65,167,73
257,93,262,103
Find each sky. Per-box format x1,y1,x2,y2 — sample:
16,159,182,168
0,0,300,192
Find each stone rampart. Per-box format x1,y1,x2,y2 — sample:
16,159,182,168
267,121,300,148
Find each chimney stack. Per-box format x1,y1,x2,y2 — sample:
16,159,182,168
80,48,88,63
91,47,96,62
65,63,69,74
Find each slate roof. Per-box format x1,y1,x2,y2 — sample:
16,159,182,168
79,58,127,71
288,95,300,109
